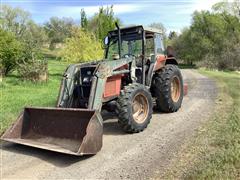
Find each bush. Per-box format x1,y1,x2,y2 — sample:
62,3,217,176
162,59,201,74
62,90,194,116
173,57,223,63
198,41,240,71
212,38,240,70
61,28,103,63
0,29,23,75
17,59,48,82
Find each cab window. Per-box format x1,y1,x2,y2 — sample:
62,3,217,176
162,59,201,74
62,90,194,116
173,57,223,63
155,34,164,54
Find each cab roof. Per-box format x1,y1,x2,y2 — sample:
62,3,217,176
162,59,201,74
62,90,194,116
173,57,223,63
109,25,163,35
107,25,163,41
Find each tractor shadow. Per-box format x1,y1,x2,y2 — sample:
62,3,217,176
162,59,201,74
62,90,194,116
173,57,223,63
0,141,92,167
101,110,126,136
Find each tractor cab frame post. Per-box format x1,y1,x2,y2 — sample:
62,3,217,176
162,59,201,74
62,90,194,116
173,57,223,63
115,22,122,58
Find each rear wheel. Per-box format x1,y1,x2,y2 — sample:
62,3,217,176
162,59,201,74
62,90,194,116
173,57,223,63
117,83,153,133
152,64,183,112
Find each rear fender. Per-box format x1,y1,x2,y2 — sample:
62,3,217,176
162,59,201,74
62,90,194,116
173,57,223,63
166,57,178,65
146,55,178,87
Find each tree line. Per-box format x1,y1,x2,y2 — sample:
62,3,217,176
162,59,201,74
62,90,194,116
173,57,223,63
0,4,166,80
0,1,239,81
169,0,240,70
0,5,121,80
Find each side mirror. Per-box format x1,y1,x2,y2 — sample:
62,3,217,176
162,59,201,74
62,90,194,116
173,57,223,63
103,36,109,46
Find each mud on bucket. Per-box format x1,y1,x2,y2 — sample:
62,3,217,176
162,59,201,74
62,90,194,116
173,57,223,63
1,107,103,156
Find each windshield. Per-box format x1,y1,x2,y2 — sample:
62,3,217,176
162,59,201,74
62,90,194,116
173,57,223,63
106,37,155,60
106,38,142,60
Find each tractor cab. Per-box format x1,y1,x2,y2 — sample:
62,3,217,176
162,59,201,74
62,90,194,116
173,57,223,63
104,25,169,85
104,25,165,62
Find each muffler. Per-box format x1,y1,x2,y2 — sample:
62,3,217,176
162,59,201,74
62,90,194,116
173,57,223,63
1,107,103,156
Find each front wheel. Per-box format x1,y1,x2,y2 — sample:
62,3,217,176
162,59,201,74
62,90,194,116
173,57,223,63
116,83,153,133
152,64,183,112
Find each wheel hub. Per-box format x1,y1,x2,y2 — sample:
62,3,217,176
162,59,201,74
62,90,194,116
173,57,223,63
132,93,149,124
171,76,181,102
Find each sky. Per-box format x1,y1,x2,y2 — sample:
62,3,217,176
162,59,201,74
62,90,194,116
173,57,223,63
1,0,222,32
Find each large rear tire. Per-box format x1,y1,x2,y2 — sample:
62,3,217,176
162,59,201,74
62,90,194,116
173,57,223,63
152,64,183,112
117,83,153,133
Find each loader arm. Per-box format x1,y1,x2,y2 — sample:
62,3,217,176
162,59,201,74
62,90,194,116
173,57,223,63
57,58,134,111
0,58,135,156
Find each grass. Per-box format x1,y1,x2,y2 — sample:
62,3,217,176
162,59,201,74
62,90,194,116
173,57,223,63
0,59,69,134
178,63,197,69
162,69,240,179
41,47,62,59
186,70,240,179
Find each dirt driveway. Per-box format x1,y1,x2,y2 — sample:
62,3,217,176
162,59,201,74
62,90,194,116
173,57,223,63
0,69,217,179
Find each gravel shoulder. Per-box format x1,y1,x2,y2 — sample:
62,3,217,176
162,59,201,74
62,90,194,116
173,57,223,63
0,69,217,179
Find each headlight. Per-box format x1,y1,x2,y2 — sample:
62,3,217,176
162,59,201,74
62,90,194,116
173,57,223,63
83,77,92,83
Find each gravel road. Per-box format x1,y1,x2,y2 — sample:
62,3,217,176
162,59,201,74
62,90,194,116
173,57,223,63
0,69,217,179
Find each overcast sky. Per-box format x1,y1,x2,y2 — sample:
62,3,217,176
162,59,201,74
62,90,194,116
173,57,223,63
1,0,222,32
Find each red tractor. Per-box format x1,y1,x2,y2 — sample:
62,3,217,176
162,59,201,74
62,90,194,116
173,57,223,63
1,24,185,155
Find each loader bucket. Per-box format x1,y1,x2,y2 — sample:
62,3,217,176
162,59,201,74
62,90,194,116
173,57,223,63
1,107,103,156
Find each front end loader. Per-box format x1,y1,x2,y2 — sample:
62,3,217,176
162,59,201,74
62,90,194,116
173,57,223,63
1,24,185,155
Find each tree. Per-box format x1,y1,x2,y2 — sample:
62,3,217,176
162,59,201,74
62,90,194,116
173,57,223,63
168,31,178,40
61,28,104,63
23,21,47,49
0,29,23,75
0,5,31,38
80,9,88,29
44,17,75,49
0,4,47,60
87,6,120,40
172,28,197,64
171,2,240,70
167,31,178,46
149,22,166,36
212,0,240,18
149,22,167,45
19,20,47,63
0,4,49,80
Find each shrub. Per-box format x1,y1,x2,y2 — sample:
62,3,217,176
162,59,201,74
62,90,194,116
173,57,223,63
17,59,48,82
213,38,239,70
197,54,217,70
61,28,104,63
198,41,240,71
0,29,23,75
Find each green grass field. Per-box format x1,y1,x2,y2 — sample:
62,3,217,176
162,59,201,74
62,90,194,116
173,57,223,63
0,59,69,134
185,70,240,179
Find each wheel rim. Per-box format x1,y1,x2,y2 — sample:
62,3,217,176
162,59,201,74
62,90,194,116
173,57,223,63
132,93,149,124
171,76,181,102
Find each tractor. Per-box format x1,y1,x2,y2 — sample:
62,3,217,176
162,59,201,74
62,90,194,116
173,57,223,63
1,24,184,156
